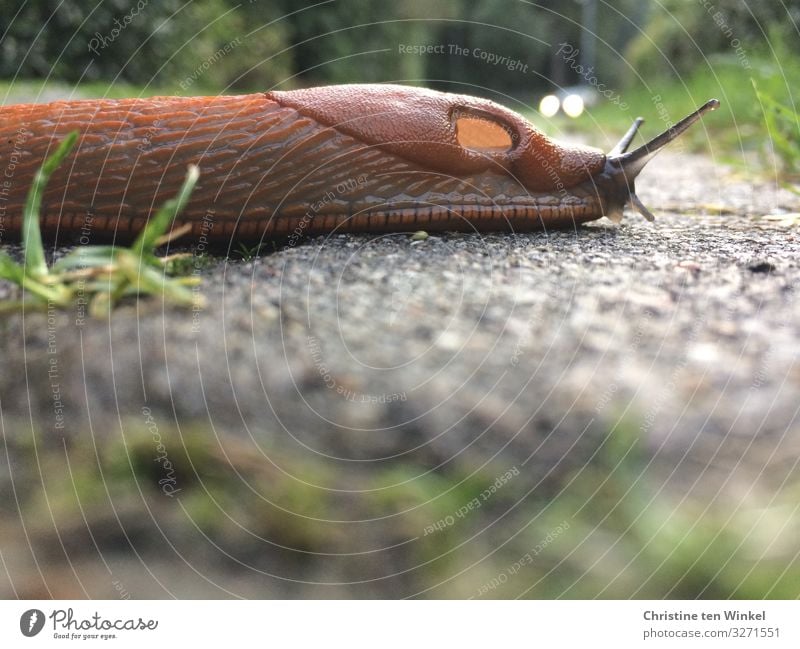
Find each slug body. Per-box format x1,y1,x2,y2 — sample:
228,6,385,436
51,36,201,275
0,85,718,242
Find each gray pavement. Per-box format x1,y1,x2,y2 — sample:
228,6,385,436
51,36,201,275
1,151,799,598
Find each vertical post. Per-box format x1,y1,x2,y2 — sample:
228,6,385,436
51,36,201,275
579,0,597,84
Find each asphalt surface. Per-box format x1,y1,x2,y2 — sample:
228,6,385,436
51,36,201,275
1,151,799,598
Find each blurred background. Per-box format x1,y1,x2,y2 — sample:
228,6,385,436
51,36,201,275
0,0,790,93
1,1,799,600
1,0,799,173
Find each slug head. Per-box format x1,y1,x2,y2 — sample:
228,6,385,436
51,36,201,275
599,98,720,223
267,85,718,224
267,84,606,192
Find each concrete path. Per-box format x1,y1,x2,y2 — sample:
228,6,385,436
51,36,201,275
1,152,798,598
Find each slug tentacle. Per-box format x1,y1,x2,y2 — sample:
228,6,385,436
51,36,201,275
616,98,720,179
600,98,720,223
608,117,644,156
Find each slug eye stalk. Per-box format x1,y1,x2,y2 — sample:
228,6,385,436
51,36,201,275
605,98,720,222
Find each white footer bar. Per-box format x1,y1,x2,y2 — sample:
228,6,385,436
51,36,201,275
1,600,796,646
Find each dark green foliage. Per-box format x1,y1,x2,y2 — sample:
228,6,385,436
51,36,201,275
1,0,797,98
0,0,651,96
0,0,292,90
754,80,800,178
625,0,800,82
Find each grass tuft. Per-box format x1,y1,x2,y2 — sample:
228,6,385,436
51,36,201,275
0,132,205,317
753,79,800,182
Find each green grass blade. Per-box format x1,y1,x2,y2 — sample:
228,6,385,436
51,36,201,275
0,252,24,282
115,250,197,305
18,275,71,304
1,150,203,318
22,131,79,278
51,246,118,272
753,79,800,174
131,165,199,257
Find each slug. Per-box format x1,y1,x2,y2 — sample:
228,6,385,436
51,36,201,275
0,84,718,242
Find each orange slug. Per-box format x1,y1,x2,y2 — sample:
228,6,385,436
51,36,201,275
0,84,718,242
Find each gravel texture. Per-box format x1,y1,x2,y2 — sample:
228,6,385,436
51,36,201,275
1,151,799,598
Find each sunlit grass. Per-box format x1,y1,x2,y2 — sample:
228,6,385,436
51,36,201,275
0,79,177,103
531,55,800,178
753,79,800,181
